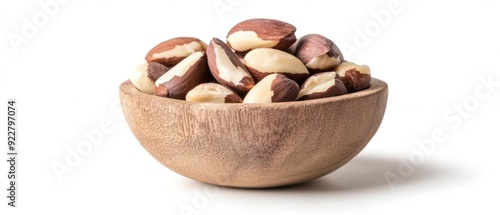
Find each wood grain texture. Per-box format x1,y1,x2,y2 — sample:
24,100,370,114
119,78,388,188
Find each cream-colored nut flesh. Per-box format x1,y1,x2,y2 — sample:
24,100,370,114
212,42,252,87
152,41,206,60
244,48,308,75
226,31,279,52
130,61,154,94
242,74,298,103
226,18,296,52
155,52,204,86
294,34,344,72
335,62,370,76
335,61,371,93
243,74,278,103
186,83,241,103
306,54,342,70
298,72,337,98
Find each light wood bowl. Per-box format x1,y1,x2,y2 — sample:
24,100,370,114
119,78,388,188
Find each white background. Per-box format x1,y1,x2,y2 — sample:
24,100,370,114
1,0,500,214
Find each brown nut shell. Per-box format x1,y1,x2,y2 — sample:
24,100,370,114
226,18,297,53
335,62,371,93
206,37,255,94
147,62,170,82
154,51,208,99
130,62,155,94
295,34,344,74
145,37,207,66
298,72,348,100
243,74,299,103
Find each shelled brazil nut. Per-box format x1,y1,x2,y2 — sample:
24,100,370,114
297,72,347,101
206,38,255,94
130,18,372,103
186,83,242,103
145,37,207,66
335,61,371,93
243,74,299,103
130,61,170,94
226,18,297,53
244,48,309,83
294,34,344,74
154,51,208,99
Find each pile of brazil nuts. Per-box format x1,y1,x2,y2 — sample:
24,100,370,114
130,18,371,103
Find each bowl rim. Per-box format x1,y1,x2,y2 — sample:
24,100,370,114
120,78,387,108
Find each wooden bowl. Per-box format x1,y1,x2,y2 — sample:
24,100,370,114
119,78,388,188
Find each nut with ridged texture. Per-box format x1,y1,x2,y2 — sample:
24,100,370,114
294,34,343,74
244,48,309,82
186,83,242,103
130,61,170,94
298,72,347,100
146,62,170,82
154,51,208,99
206,37,255,94
335,61,371,93
226,18,296,53
243,74,299,103
145,37,207,66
